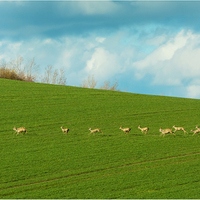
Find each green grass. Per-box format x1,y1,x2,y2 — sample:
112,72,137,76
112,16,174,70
0,78,200,199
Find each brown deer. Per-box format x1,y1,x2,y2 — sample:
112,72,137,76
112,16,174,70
13,127,27,135
191,129,200,136
61,126,69,134
159,127,175,137
138,125,149,134
119,126,131,134
172,125,187,134
88,128,103,135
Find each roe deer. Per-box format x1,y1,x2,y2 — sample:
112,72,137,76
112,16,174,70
191,129,200,136
13,127,27,135
195,125,200,130
159,127,175,137
119,126,131,134
172,125,187,134
138,125,149,134
88,128,103,135
61,126,69,134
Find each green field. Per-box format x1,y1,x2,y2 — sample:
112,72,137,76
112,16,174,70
0,78,200,199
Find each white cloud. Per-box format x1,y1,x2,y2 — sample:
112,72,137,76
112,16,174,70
0,41,23,61
186,85,200,99
145,35,167,46
132,30,200,87
8,42,22,52
85,47,121,81
95,37,106,43
57,1,120,16
133,30,192,71
43,39,53,44
0,35,123,87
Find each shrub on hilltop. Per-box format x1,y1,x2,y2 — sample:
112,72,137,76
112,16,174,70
81,74,119,91
0,56,67,85
0,66,23,81
0,56,38,82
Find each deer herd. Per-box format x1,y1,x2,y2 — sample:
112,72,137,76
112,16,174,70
12,125,200,137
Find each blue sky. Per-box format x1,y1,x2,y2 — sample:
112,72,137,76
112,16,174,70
1,1,200,98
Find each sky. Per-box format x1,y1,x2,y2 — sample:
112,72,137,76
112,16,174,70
1,1,200,98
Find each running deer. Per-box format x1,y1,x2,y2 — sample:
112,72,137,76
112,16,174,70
195,125,200,130
119,126,131,134
191,129,200,136
61,126,69,134
88,128,103,135
159,127,175,137
172,125,187,134
13,127,27,135
138,125,149,134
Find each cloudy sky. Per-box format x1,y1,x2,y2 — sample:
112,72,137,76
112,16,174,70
1,1,200,98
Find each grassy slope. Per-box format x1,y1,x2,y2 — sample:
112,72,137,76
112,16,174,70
0,78,200,199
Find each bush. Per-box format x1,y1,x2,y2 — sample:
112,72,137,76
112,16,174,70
0,66,23,81
0,56,38,82
100,80,118,91
82,75,119,91
81,74,97,89
0,56,67,85
41,65,67,85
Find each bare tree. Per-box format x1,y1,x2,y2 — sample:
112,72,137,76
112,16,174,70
81,74,97,88
100,80,110,90
81,75,119,91
57,68,67,85
42,65,52,84
52,69,58,84
100,80,118,91
110,80,118,91
25,57,39,82
42,65,67,85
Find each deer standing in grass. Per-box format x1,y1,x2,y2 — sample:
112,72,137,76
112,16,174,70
61,126,69,134
119,126,131,134
159,127,175,137
138,125,149,134
13,127,27,135
172,125,187,134
191,129,200,136
88,128,103,135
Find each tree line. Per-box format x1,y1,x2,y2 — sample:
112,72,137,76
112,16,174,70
0,56,119,91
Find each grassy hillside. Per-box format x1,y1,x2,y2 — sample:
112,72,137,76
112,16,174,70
0,78,200,199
